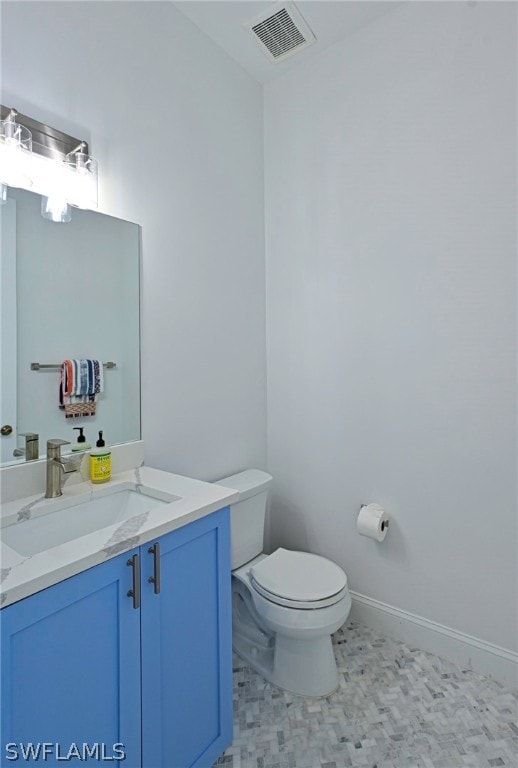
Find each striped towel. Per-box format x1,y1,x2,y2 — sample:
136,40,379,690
60,359,104,418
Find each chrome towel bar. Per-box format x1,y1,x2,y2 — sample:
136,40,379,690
31,361,116,371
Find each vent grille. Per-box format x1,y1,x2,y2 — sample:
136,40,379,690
246,3,316,63
252,8,305,59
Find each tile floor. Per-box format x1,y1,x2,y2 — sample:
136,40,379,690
214,622,518,768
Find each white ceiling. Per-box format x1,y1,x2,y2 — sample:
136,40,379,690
174,1,400,84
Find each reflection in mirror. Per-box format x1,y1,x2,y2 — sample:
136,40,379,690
0,188,141,466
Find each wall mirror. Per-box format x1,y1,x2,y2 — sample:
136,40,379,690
0,187,141,466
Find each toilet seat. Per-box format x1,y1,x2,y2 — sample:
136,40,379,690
249,548,348,610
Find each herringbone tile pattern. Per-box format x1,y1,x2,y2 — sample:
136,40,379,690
214,622,518,768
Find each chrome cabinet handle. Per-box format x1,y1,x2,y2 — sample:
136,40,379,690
127,553,140,609
147,542,161,595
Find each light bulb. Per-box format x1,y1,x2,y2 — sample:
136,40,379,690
65,149,98,209
0,111,33,189
41,195,72,223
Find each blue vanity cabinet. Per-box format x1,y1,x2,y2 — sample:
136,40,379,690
140,507,233,768
0,548,142,765
1,507,232,768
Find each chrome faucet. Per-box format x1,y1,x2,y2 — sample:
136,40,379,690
45,439,83,498
13,432,39,461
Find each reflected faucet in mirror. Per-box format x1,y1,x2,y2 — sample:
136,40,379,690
45,439,83,498
13,432,39,461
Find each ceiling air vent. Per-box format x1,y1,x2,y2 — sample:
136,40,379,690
245,2,316,63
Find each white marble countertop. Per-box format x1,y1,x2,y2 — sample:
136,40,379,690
0,465,238,609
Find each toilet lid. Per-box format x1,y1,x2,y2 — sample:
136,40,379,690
249,548,347,606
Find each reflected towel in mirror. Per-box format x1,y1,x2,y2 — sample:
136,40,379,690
59,358,104,418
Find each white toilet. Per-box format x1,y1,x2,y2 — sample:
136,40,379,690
216,469,351,697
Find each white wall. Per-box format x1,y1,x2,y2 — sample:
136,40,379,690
1,1,266,480
264,2,517,653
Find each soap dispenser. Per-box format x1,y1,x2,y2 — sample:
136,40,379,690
90,430,111,484
71,427,90,451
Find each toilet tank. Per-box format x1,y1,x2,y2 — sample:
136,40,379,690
215,469,272,569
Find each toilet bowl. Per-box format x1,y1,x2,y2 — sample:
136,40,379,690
233,549,351,696
216,470,351,697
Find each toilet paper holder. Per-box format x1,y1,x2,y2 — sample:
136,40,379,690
360,504,389,532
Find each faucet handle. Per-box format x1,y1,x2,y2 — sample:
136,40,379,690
47,438,70,458
20,432,38,440
47,438,70,448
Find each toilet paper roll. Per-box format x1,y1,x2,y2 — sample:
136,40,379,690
357,503,389,542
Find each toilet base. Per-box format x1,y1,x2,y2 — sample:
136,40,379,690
273,634,339,697
233,629,339,697
233,630,274,684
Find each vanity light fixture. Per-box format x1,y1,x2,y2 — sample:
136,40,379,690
40,142,97,222
0,105,98,222
64,142,98,210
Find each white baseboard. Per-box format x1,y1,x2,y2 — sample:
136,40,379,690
349,590,518,689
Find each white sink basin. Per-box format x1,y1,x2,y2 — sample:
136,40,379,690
2,485,179,556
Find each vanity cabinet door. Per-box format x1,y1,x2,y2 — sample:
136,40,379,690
140,508,233,768
0,550,142,766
